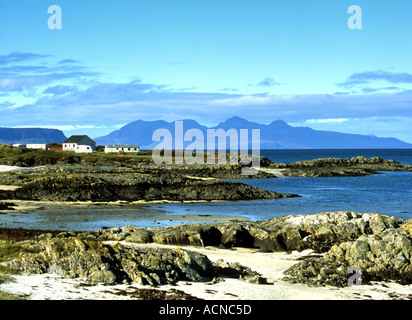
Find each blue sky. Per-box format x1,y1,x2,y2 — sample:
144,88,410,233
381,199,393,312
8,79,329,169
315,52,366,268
0,0,412,142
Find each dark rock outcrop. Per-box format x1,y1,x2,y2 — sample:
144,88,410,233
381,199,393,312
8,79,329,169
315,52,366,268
8,236,265,286
0,201,14,211
105,212,402,253
270,156,412,177
283,218,412,287
2,173,298,202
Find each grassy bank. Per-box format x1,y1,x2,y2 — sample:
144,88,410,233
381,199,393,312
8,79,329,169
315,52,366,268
0,143,154,167
0,241,37,300
0,144,267,168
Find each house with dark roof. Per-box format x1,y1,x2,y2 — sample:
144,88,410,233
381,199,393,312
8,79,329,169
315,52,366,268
62,135,96,153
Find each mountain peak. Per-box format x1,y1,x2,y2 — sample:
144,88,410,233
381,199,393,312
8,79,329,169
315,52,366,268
269,119,290,127
226,116,252,123
227,116,247,122
215,116,259,128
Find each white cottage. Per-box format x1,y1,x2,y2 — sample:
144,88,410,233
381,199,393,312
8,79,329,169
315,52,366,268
63,135,96,153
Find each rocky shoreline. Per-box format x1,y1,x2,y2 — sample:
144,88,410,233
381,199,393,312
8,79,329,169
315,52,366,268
0,173,297,202
0,160,299,202
269,156,412,177
1,155,410,202
2,211,411,291
89,211,412,287
0,155,412,299
6,236,266,287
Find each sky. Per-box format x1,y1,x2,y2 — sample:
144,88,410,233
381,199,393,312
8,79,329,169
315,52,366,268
0,0,412,143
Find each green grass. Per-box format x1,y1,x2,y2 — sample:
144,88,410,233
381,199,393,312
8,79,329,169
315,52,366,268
0,290,27,300
0,144,33,159
0,242,41,262
0,243,26,261
0,145,260,167
0,272,14,284
0,243,30,300
0,145,154,167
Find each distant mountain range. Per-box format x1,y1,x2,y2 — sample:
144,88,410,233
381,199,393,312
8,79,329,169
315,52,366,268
94,117,412,150
0,128,67,145
1,119,410,149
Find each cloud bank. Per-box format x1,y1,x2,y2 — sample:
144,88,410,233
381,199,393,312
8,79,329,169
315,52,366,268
0,52,411,142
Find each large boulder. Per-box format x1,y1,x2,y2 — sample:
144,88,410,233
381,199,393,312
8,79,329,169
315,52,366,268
270,156,412,177
283,219,412,287
103,212,405,254
7,236,265,286
151,224,222,247
218,222,255,248
258,212,404,253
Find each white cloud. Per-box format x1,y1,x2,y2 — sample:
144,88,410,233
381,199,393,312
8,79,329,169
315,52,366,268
209,94,272,106
257,77,282,87
291,116,412,143
306,118,349,124
11,124,108,131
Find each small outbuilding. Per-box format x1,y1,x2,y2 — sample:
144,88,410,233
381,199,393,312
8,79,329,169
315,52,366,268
105,145,140,155
26,144,49,150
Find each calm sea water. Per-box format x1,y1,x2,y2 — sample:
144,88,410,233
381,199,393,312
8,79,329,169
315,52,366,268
150,149,412,222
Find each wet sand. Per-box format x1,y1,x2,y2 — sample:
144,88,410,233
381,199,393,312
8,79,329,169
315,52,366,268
0,199,249,231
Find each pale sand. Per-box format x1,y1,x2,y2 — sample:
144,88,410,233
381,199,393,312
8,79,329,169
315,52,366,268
0,165,21,172
1,242,411,300
259,168,286,177
0,185,21,191
0,198,229,206
0,198,44,212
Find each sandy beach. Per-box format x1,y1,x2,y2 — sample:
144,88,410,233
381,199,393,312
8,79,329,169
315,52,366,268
1,242,411,300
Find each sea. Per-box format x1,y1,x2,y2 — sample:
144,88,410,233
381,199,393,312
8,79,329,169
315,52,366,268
1,149,411,231
149,149,412,222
